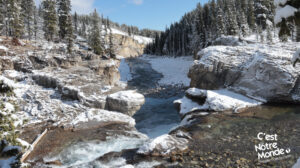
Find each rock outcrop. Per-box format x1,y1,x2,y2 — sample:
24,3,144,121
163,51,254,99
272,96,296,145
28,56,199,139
113,34,147,58
189,42,300,103
106,90,145,116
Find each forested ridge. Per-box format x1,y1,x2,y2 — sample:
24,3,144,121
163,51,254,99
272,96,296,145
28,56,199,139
145,0,300,56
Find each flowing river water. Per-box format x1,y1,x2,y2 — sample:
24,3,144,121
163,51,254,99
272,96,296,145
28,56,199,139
46,57,300,167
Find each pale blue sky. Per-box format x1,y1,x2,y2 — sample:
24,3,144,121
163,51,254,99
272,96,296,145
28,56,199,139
36,0,209,31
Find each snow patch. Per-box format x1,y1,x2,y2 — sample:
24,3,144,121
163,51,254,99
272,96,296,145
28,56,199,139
108,90,144,103
142,55,193,86
274,5,298,24
292,48,300,64
176,89,262,115
72,109,136,128
0,45,8,51
0,157,18,168
293,157,300,168
137,134,188,155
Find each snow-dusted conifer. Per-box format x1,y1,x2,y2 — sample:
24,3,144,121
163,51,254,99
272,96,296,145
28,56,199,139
21,0,34,39
57,0,71,40
8,0,24,39
216,6,226,36
42,0,57,41
240,12,250,37
89,9,103,55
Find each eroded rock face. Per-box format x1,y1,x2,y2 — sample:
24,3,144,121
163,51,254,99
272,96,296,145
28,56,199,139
113,34,146,58
106,90,145,116
189,42,300,103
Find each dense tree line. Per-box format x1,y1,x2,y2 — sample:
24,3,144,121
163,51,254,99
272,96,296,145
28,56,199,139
145,0,287,56
73,13,160,39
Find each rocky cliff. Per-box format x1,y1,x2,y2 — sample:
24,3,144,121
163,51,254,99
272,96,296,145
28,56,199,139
189,42,300,103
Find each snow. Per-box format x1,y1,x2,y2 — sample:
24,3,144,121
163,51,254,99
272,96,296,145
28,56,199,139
0,157,18,168
175,89,262,115
292,48,300,64
293,157,300,168
274,5,298,24
0,45,8,51
142,55,194,86
71,109,136,128
4,103,15,113
108,90,144,102
137,134,188,155
132,35,153,45
174,96,206,115
186,88,207,98
274,0,287,6
16,138,30,148
111,28,153,45
119,59,132,82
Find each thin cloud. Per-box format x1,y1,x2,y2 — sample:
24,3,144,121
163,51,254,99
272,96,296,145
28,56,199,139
128,0,143,5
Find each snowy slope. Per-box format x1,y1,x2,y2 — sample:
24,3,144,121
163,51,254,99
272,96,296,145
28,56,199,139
141,55,194,86
110,28,153,45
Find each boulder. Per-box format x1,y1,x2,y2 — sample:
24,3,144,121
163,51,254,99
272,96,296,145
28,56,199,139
137,134,189,157
106,90,145,116
189,42,300,103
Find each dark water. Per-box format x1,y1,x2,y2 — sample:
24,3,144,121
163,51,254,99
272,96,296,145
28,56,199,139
124,58,183,138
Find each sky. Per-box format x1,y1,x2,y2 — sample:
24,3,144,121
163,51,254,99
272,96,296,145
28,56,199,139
35,0,209,31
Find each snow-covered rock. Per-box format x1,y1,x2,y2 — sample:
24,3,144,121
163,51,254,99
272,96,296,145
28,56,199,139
185,88,207,99
137,134,188,156
210,36,245,48
175,89,261,115
71,109,136,130
106,90,145,116
189,42,300,103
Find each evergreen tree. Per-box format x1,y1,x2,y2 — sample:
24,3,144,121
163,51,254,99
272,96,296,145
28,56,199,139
266,25,273,43
42,0,57,41
33,6,38,40
107,17,115,58
74,12,78,34
0,0,4,32
57,0,71,40
66,15,73,54
279,19,290,42
21,0,34,39
226,0,239,35
216,6,226,36
247,0,256,30
89,9,103,55
8,0,24,39
240,12,250,37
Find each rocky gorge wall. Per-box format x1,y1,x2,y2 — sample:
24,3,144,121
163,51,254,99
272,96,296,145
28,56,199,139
188,42,300,104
